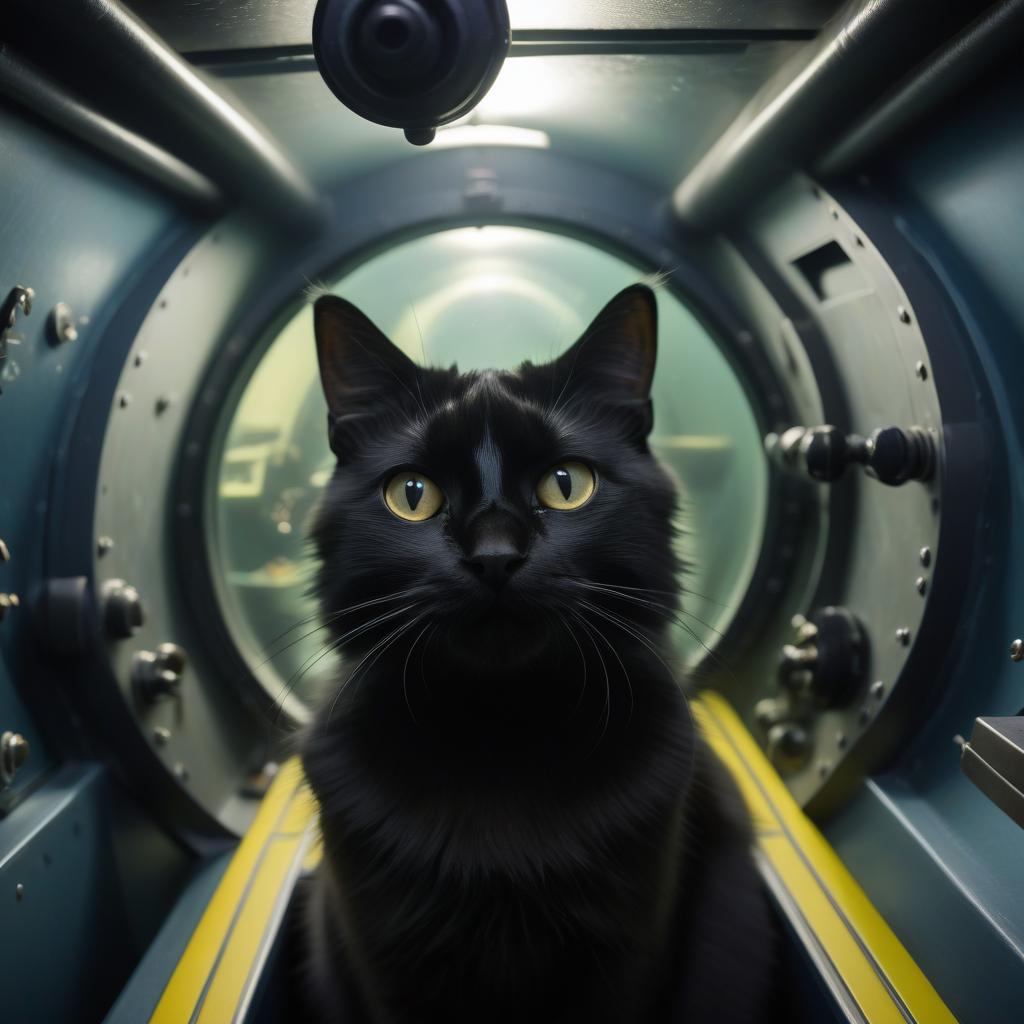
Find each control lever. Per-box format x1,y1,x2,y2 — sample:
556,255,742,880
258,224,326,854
765,424,935,485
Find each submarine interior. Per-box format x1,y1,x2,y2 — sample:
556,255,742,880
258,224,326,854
2,0,1024,1021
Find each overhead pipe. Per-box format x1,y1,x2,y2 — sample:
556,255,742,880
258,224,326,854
816,0,1024,178
0,49,222,212
7,0,324,232
671,0,999,231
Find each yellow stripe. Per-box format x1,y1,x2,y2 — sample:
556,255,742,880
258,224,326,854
149,760,320,1024
155,701,954,1024
195,837,301,1024
693,692,956,1024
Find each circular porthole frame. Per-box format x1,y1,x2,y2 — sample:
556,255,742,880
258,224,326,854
171,148,818,734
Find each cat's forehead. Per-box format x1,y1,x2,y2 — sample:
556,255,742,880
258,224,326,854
421,370,556,455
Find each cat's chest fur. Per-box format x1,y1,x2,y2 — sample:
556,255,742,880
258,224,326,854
302,682,702,1024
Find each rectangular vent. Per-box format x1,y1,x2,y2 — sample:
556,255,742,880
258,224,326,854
792,241,867,302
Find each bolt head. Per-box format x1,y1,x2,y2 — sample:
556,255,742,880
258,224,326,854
767,722,810,775
919,546,932,567
915,576,928,595
102,579,145,638
1011,639,1024,662
0,538,9,562
1,731,29,784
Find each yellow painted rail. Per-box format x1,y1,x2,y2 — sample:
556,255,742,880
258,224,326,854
695,692,956,1024
149,760,319,1024
150,696,956,1023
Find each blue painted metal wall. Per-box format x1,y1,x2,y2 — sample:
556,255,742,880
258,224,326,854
825,61,1024,1024
0,101,206,1022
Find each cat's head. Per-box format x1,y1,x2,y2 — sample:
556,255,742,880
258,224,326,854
310,284,678,679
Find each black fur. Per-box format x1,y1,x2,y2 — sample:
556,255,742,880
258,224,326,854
299,286,779,1023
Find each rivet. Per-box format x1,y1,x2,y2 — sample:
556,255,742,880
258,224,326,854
817,761,832,778
133,350,148,367
50,302,78,345
97,535,114,556
155,395,171,415
153,726,171,746
1,731,29,782
0,538,9,562
896,627,911,646
0,593,20,621
15,883,24,902
858,705,872,725
919,546,932,567
118,392,132,408
915,361,928,380
898,306,912,325
870,680,885,700
915,576,927,595
1011,639,1024,662
173,762,189,782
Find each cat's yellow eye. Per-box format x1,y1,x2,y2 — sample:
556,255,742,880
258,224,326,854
383,472,444,522
536,462,596,511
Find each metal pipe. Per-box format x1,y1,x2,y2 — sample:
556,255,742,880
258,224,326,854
671,0,998,231
816,0,1024,177
9,0,323,232
0,50,222,211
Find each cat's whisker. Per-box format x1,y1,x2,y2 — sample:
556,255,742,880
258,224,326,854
329,613,427,722
418,621,440,695
568,578,730,645
402,620,434,727
570,611,611,751
270,602,421,724
574,598,702,782
575,598,679,686
258,587,426,664
556,612,589,712
566,576,732,611
574,609,635,728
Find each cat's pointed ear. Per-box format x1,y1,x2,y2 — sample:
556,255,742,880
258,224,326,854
552,284,657,437
314,295,420,455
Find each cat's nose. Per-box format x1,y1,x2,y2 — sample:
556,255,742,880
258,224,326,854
464,546,525,589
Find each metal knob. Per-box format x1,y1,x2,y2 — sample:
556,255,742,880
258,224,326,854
0,592,20,622
767,424,935,486
133,643,187,702
102,579,146,638
767,722,810,775
779,606,868,709
1,731,30,785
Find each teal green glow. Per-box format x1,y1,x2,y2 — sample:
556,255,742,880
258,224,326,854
215,226,767,710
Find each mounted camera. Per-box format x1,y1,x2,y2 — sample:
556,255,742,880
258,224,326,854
312,0,510,144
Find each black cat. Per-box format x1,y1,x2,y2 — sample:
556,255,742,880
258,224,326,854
299,285,780,1023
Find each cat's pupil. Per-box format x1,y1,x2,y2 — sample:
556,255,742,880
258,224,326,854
554,468,572,500
405,479,424,511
